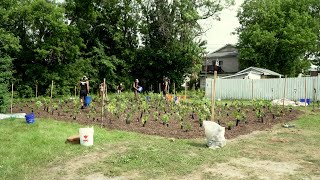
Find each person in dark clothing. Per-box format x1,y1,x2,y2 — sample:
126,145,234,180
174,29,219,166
162,76,169,97
79,76,89,109
117,83,124,94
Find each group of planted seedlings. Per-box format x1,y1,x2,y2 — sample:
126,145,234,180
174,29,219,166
12,92,296,132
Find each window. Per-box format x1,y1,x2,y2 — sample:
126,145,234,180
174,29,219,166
212,60,223,66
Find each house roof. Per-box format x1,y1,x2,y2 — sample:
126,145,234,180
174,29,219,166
221,71,261,79
207,44,238,58
237,67,283,77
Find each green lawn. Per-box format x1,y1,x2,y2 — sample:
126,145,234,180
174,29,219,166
1,110,320,179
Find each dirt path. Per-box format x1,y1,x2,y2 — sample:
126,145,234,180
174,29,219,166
35,143,129,180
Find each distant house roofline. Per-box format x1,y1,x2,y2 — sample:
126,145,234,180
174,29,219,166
212,44,236,53
237,67,283,77
221,71,262,79
207,44,238,59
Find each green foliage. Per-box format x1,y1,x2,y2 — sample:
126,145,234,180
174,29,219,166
1,0,232,97
237,0,320,76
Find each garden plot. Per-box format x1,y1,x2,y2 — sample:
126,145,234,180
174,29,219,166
11,93,302,139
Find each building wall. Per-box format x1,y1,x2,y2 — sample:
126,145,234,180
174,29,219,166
208,56,239,73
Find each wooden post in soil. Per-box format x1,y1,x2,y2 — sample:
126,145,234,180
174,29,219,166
74,86,77,97
282,76,287,110
211,71,217,121
50,80,54,99
173,83,176,96
101,78,106,128
304,77,307,113
184,83,187,99
105,81,108,100
313,78,316,111
35,84,38,98
10,83,13,114
159,83,161,93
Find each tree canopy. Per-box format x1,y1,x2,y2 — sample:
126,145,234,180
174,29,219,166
237,0,320,76
0,0,233,111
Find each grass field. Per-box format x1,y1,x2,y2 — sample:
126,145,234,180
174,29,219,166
1,109,320,179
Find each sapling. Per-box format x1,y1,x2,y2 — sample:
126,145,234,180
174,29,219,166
142,114,149,127
153,111,159,121
161,113,170,126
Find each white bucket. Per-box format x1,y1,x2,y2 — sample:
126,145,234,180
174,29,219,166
79,127,94,146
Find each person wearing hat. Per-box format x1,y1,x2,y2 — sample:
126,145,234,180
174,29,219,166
79,76,90,109
133,79,139,98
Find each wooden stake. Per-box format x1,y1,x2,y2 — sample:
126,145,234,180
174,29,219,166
282,76,287,109
11,83,13,114
211,71,217,121
74,86,77,97
101,78,106,128
35,84,38,98
184,83,187,99
159,83,161,93
304,77,307,113
50,80,54,99
105,81,108,99
313,78,316,111
251,79,254,100
173,83,176,96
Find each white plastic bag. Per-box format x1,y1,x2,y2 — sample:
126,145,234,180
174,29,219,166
203,121,226,149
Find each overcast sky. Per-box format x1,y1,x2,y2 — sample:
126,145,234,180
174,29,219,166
56,0,243,53
200,0,244,53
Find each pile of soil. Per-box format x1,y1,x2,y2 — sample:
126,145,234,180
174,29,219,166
11,100,303,139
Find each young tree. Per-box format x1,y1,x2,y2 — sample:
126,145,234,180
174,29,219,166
237,0,319,76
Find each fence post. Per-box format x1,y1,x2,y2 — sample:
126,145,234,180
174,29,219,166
304,77,307,113
282,76,287,110
313,78,316,111
251,79,254,100
211,71,217,121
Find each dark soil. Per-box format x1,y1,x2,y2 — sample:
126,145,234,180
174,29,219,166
11,100,303,139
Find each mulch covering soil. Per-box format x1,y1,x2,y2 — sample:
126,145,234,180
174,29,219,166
12,100,303,139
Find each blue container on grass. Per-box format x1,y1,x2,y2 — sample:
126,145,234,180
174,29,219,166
25,113,35,124
85,96,92,107
299,98,310,105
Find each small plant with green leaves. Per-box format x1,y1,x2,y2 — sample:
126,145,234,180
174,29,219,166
161,113,170,126
35,101,43,111
255,109,265,123
227,121,235,130
153,111,159,121
233,111,246,126
184,122,192,132
142,113,149,127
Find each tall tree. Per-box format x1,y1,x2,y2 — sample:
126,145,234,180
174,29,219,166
135,0,233,90
5,0,84,96
237,0,319,76
65,0,140,90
